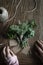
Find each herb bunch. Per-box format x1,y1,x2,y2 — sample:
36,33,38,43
7,19,37,48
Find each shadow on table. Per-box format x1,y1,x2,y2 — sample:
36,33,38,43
31,44,43,65
0,45,7,65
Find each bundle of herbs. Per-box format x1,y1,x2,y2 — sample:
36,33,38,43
7,19,37,48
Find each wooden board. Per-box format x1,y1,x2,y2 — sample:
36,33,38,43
0,0,41,65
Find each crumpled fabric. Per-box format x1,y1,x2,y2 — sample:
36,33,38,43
6,55,19,65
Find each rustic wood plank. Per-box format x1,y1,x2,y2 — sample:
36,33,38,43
0,0,41,65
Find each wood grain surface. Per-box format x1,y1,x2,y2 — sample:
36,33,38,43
0,0,42,65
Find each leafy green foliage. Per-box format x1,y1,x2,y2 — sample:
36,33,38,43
7,19,37,48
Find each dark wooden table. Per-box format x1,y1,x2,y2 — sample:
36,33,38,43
0,0,42,65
